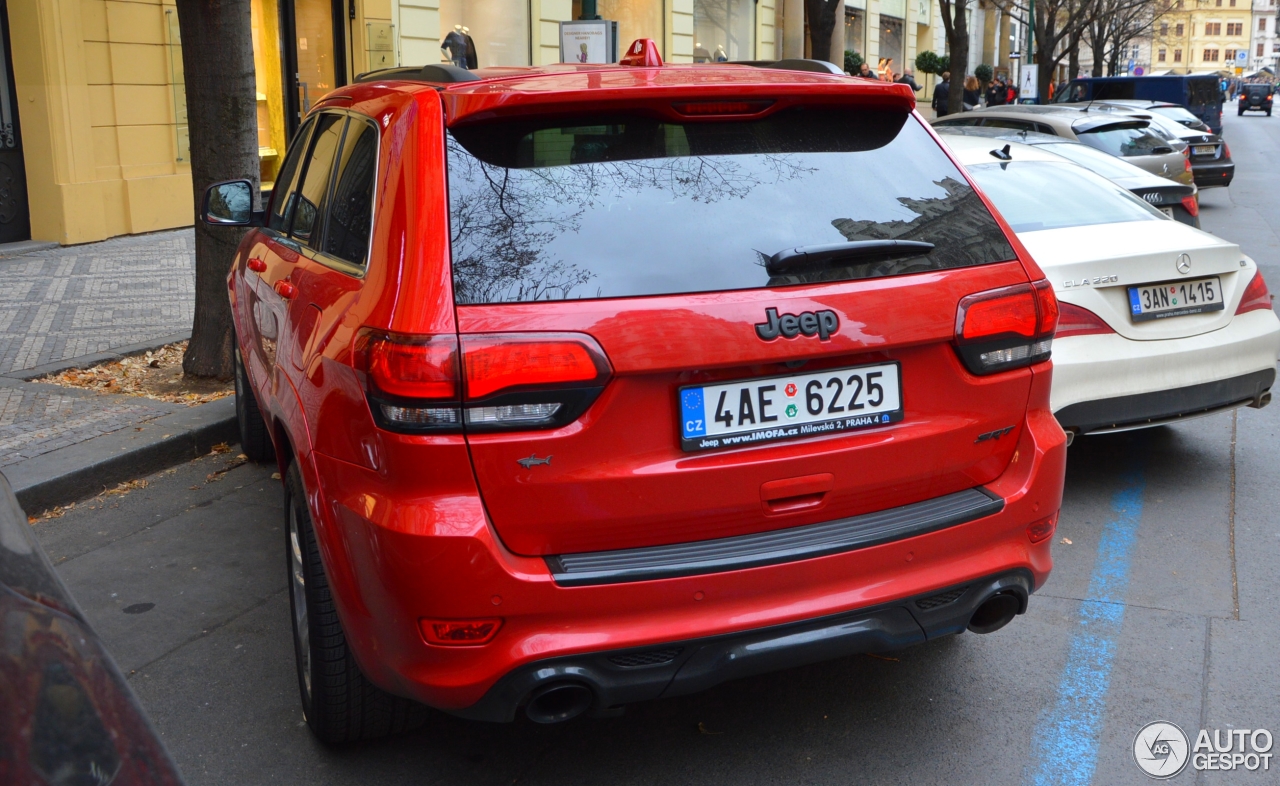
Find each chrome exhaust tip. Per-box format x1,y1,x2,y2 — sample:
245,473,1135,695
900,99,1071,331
1250,390,1272,409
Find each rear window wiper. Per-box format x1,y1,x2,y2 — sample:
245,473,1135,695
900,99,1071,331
762,240,935,275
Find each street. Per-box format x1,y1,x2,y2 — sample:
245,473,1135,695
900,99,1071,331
33,110,1280,785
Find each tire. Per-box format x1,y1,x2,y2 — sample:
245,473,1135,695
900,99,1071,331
234,346,275,463
1238,107,1245,116
285,462,428,743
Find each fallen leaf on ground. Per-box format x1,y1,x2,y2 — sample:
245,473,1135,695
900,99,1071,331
1059,537,1073,545
34,341,233,406
210,442,231,455
206,457,248,483
271,472,282,480
865,653,899,662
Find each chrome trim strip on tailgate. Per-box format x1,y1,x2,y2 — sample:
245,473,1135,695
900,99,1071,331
545,487,1004,587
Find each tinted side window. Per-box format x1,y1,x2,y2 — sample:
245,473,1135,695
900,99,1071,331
322,120,378,267
290,114,346,245
268,119,316,232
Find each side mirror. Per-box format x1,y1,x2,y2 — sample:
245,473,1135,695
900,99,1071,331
201,179,264,227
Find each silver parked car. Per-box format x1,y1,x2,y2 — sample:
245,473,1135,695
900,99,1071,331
931,105,1195,186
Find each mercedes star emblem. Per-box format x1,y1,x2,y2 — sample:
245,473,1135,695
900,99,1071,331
1176,254,1192,275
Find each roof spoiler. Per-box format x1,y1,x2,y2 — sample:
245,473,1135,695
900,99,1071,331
355,64,481,84
730,59,846,76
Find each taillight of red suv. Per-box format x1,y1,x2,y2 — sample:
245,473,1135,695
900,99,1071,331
954,280,1058,375
355,330,613,433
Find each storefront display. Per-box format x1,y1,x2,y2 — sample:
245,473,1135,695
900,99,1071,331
573,0,665,58
438,0,530,67
693,0,755,61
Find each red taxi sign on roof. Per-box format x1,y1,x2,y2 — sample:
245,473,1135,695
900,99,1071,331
620,38,663,67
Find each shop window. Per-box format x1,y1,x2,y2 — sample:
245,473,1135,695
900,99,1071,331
693,0,755,62
845,8,865,58
878,16,904,77
572,0,665,57
323,120,378,268
438,0,531,68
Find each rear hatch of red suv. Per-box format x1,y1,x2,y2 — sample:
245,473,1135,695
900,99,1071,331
431,79,1048,561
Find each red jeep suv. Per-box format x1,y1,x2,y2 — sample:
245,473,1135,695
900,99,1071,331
202,44,1067,742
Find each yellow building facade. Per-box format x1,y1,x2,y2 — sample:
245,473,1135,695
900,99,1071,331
18,0,972,247
1153,0,1254,74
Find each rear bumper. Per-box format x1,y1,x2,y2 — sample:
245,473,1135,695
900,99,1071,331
304,370,1066,719
450,569,1033,722
1051,310,1280,433
1191,160,1234,188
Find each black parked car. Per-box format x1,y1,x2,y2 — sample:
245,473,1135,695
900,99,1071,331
935,126,1201,228
1239,83,1274,116
0,474,185,785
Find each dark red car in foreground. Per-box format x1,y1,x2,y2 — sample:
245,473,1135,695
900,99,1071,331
202,41,1067,742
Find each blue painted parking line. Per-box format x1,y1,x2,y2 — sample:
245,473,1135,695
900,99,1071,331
1027,468,1147,786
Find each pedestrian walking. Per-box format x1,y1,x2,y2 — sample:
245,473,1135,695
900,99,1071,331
963,75,981,110
932,71,952,116
986,76,1007,106
895,69,922,91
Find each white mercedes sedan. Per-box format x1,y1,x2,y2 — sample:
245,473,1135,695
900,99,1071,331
941,134,1280,439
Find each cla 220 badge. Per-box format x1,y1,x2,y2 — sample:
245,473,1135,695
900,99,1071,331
755,307,839,341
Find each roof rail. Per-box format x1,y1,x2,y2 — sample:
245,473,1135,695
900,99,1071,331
731,59,846,76
354,64,482,84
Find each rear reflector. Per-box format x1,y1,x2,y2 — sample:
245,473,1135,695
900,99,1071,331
420,618,502,646
954,280,1057,375
1027,511,1059,543
356,330,612,434
1056,302,1115,338
1235,270,1273,315
1181,194,1199,217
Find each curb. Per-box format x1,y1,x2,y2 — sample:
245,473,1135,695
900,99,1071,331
7,397,238,514
3,331,194,381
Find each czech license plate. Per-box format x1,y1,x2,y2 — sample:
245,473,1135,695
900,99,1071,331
678,362,903,452
1127,276,1224,322
1159,207,1175,219
1192,145,1217,156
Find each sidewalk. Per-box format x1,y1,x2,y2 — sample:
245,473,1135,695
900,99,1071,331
0,229,237,512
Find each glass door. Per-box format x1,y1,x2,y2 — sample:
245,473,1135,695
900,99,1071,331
282,0,347,133
0,0,29,243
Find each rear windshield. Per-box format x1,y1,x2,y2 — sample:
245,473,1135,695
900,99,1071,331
1075,124,1169,157
446,109,1015,304
1039,142,1147,180
1150,105,1203,125
966,161,1165,233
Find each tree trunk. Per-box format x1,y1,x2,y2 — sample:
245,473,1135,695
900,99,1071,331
175,0,259,381
1068,31,1081,81
940,0,969,114
805,0,841,63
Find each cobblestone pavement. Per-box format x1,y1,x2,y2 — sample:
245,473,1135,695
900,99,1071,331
0,228,197,471
0,381,183,468
0,229,194,374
